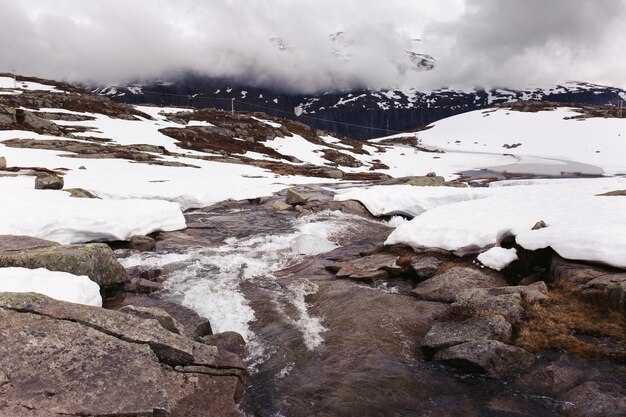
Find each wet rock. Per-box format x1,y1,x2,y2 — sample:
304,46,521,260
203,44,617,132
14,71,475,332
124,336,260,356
120,305,185,335
201,331,247,357
130,234,156,251
0,156,6,169
334,254,401,283
517,363,584,396
34,173,64,190
285,188,310,205
412,267,507,302
421,315,512,355
272,200,292,212
410,255,441,279
63,187,98,198
559,381,626,417
433,340,535,376
0,235,129,287
339,200,371,217
128,277,163,293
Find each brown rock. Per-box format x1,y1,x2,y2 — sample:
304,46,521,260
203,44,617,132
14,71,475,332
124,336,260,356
412,267,507,302
34,173,64,190
130,234,156,251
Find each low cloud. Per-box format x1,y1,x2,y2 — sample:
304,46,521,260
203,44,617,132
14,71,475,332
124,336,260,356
1,0,624,92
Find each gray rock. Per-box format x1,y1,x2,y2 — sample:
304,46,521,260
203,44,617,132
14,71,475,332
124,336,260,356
285,188,310,205
201,331,247,357
597,189,626,196
433,340,535,375
63,187,98,198
517,363,584,396
34,174,64,190
559,382,626,417
130,234,156,251
410,255,441,279
321,167,344,179
421,315,512,355
128,277,164,293
405,175,446,186
0,156,6,169
334,254,401,282
453,289,524,322
0,235,129,287
19,110,63,135
0,105,17,124
272,200,292,212
412,267,507,302
120,305,185,335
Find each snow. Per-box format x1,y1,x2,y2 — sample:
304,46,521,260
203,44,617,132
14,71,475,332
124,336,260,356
0,267,102,306
419,107,626,175
0,76,61,93
251,116,282,128
187,120,214,127
338,178,626,268
0,176,185,244
264,134,329,165
477,247,518,271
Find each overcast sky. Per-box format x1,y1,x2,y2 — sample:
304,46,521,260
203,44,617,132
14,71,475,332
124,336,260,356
1,0,625,92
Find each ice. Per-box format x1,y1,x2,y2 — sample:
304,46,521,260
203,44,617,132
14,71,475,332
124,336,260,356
0,267,102,306
477,247,518,271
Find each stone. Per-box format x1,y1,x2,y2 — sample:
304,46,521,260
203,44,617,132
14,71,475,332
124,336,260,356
405,175,446,186
433,340,535,376
0,156,6,169
410,255,441,279
421,315,512,355
120,305,186,335
0,105,17,124
426,172,437,177
128,277,164,293
285,188,310,205
130,234,156,251
517,363,584,396
412,267,507,302
201,331,247,357
0,235,129,287
334,254,401,282
34,173,64,190
63,187,98,198
19,110,63,135
559,382,626,417
531,220,547,230
272,200,292,212
321,167,344,179
453,289,524,322
597,189,626,196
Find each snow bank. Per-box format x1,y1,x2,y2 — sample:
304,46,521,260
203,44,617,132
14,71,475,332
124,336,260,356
0,267,102,306
0,177,185,244
339,179,626,268
477,247,518,271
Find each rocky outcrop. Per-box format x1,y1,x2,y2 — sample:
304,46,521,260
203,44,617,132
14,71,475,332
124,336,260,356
412,267,507,302
433,340,535,376
0,235,129,287
120,305,186,335
34,173,64,190
0,293,247,417
330,254,402,282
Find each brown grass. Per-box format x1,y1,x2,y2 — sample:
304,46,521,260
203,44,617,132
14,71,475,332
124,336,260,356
515,279,626,359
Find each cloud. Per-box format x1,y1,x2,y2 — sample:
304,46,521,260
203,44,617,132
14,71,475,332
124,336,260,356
1,0,625,92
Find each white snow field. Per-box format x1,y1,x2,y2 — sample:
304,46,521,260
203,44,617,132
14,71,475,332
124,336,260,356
0,267,102,306
477,247,519,271
336,177,626,268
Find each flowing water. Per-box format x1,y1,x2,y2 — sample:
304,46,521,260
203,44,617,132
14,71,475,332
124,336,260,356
116,188,598,417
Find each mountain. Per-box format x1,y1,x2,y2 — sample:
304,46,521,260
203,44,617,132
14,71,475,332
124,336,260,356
93,76,626,140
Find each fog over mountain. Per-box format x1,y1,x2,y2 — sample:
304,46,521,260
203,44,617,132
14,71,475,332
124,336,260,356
1,0,625,92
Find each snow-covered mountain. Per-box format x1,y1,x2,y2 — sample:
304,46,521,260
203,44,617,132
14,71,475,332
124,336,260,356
94,76,626,140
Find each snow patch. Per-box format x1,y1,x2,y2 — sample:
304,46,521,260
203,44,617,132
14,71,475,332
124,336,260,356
477,247,518,271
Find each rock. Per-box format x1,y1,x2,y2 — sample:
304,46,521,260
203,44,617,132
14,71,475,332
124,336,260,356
201,331,247,357
426,172,437,177
559,382,626,417
453,289,524,322
405,175,446,186
78,165,86,170
339,200,371,217
285,188,310,205
120,305,185,335
531,220,547,230
18,109,63,135
272,201,292,212
321,167,344,179
0,293,246,416
130,234,156,251
64,187,98,198
597,189,626,196
0,156,6,169
334,254,401,283
412,267,507,302
517,363,584,396
128,277,163,293
410,255,441,279
0,235,129,287
433,340,535,376
421,315,512,355
34,173,64,190
0,105,17,124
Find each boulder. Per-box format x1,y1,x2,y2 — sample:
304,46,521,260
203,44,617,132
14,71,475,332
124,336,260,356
405,175,446,186
0,105,17,124
0,156,6,169
201,331,247,357
34,173,64,190
421,315,512,355
517,363,584,396
410,255,441,279
321,167,344,179
333,254,401,283
597,189,626,196
412,267,507,302
64,187,99,198
559,382,626,417
17,109,63,135
453,289,524,322
120,305,185,335
433,340,535,376
285,188,310,205
272,201,292,212
0,293,247,417
130,234,156,251
0,235,129,287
